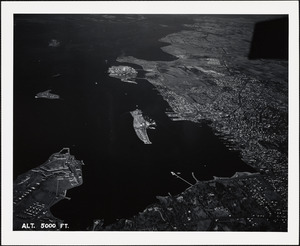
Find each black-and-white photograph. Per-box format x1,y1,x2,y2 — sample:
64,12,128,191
2,1,299,245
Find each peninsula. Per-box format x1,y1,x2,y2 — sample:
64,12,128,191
13,148,84,230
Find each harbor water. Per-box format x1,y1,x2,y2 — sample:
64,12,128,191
14,15,254,230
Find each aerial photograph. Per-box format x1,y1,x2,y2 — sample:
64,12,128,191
13,14,288,232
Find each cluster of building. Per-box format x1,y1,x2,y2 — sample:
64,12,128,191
102,172,287,231
13,148,84,230
108,65,138,76
116,58,287,231
130,109,156,144
35,90,60,99
146,62,287,195
93,15,288,231
108,65,138,83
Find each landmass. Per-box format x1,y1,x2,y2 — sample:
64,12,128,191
95,172,286,231
130,109,156,144
13,148,84,230
15,16,288,232
35,90,60,99
48,39,60,47
94,16,288,231
108,65,138,83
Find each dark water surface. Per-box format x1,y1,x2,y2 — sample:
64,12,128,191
14,15,254,230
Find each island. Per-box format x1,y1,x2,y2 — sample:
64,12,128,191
35,90,60,99
14,15,289,232
130,109,156,144
48,39,60,47
13,148,84,230
108,65,138,83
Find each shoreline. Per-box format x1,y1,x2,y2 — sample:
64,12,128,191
104,15,288,231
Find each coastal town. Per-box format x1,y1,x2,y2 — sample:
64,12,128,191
108,15,288,231
13,148,84,230
108,65,138,83
100,172,287,231
12,14,289,232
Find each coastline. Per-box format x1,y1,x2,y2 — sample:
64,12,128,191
102,15,288,231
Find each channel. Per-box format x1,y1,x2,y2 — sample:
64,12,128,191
13,15,254,230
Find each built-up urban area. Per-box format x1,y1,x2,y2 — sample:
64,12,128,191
13,148,84,230
109,15,288,231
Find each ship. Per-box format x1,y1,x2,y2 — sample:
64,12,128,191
35,90,60,99
13,148,84,230
130,109,156,144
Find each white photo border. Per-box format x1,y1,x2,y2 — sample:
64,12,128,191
1,1,299,245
